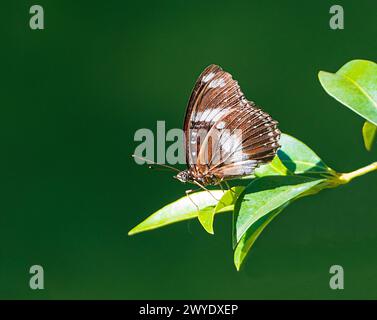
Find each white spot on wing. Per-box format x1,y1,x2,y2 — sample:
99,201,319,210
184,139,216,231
202,72,215,83
208,78,226,88
195,108,229,122
216,121,226,129
222,130,240,154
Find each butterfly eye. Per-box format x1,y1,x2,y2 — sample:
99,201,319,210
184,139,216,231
175,171,189,183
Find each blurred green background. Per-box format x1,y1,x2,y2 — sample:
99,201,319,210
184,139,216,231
1,0,377,299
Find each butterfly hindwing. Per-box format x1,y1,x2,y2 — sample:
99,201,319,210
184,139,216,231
198,101,280,179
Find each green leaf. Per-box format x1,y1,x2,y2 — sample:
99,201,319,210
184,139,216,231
362,121,377,151
128,190,225,235
214,186,245,213
234,204,287,271
319,59,377,126
234,175,325,243
258,133,333,176
255,154,291,177
198,186,245,234
216,205,234,214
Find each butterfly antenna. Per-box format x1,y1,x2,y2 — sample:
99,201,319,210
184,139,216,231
148,165,177,172
131,154,180,172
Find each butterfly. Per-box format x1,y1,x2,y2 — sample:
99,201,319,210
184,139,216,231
175,64,281,188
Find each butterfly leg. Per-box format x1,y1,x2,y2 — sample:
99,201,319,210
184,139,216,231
193,181,221,202
185,189,200,212
217,182,230,207
224,181,236,195
218,180,225,192
214,177,232,195
192,181,229,208
217,179,236,206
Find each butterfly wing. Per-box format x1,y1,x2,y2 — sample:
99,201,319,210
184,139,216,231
183,65,245,172
205,102,280,179
184,64,280,181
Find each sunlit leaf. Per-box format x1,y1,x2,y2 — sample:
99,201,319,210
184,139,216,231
362,121,377,151
214,186,245,213
128,190,225,235
198,186,245,234
234,175,325,243
258,134,333,176
216,205,234,213
319,59,377,126
233,176,333,270
255,154,291,177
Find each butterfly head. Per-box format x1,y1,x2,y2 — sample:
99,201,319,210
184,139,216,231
175,169,219,186
175,170,192,183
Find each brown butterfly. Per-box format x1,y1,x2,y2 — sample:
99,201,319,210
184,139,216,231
175,64,281,188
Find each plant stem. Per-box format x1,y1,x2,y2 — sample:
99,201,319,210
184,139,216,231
337,161,377,183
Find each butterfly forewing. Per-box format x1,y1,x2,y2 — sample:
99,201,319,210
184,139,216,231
184,65,244,168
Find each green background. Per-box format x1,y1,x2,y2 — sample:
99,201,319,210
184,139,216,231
1,0,377,299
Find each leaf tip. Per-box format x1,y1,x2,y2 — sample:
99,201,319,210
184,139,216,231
234,259,241,271
202,224,214,235
128,227,138,236
317,70,331,84
362,121,377,151
198,210,215,234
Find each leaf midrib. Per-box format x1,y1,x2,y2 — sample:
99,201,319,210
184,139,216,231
340,73,377,109
270,161,287,175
